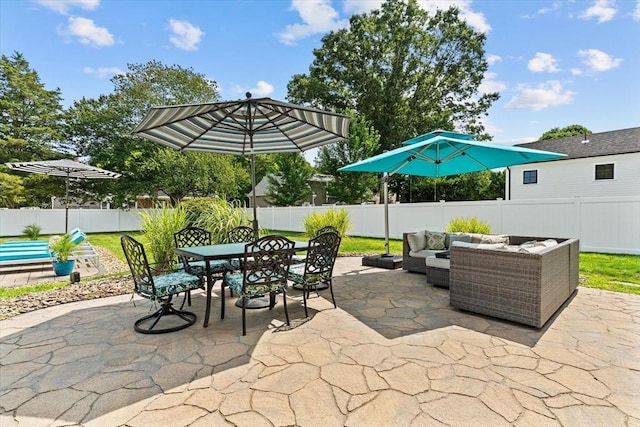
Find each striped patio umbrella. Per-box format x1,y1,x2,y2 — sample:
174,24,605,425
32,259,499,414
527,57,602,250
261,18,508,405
6,159,121,233
132,92,351,236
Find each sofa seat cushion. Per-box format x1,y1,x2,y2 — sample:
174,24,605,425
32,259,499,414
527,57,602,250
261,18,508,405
409,249,441,258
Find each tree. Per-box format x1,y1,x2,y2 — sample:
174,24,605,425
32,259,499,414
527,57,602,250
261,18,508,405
266,153,314,206
0,52,65,208
64,61,251,206
316,114,380,203
287,0,498,154
540,125,591,140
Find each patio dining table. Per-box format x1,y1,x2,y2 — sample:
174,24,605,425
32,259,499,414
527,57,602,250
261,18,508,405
174,240,309,327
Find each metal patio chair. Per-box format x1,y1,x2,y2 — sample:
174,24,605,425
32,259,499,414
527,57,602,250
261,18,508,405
121,235,202,334
288,230,341,317
222,235,294,335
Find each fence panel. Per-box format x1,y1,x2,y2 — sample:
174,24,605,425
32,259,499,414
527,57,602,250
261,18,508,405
2,196,638,254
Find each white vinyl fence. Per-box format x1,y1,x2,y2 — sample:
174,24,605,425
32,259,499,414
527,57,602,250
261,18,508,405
1,196,638,254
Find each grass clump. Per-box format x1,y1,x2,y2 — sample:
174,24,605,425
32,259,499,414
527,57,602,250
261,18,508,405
184,197,253,243
445,216,491,234
22,224,42,240
139,204,187,266
303,208,351,238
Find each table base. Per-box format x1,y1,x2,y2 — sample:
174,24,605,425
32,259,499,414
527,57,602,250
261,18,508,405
235,295,277,309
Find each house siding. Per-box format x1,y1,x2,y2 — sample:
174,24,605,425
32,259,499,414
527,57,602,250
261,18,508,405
508,152,640,199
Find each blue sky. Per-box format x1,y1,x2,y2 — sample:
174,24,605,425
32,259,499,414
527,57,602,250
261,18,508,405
1,0,639,162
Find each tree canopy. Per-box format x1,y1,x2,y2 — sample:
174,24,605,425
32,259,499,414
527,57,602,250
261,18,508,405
266,153,314,206
0,52,65,208
540,125,591,140
287,0,498,153
316,113,380,204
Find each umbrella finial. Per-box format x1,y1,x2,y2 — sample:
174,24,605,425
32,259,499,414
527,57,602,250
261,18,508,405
246,92,252,99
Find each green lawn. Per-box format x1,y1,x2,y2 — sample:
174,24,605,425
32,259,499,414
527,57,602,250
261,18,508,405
1,231,638,297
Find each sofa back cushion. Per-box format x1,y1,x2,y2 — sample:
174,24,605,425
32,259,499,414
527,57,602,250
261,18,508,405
407,231,427,251
446,233,472,248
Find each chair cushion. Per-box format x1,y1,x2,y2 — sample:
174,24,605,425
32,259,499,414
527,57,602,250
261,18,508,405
137,271,202,298
288,263,329,285
180,259,229,276
226,271,287,298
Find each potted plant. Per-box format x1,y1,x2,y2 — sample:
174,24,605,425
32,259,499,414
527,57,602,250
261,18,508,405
49,234,78,276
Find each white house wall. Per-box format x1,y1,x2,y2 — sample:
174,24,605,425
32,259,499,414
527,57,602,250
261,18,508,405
508,153,640,200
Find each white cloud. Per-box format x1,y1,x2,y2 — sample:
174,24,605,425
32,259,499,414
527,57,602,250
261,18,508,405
83,66,123,78
479,72,507,94
537,2,561,15
528,52,560,73
570,68,583,76
415,0,491,32
280,0,490,45
634,0,640,20
168,19,204,51
250,81,275,97
32,0,99,14
64,17,114,47
505,81,575,111
579,0,617,23
231,81,275,98
278,0,349,45
577,48,622,72
486,54,502,66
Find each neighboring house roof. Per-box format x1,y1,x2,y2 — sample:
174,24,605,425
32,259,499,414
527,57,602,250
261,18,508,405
250,174,334,197
516,127,640,160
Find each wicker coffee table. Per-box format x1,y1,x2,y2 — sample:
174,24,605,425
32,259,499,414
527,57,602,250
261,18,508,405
425,256,450,288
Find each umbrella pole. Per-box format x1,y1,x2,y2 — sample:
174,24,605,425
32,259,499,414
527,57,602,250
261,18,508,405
250,149,258,239
65,172,70,234
383,173,389,256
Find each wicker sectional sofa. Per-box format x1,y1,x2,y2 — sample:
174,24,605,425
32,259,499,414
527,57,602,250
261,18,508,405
449,236,579,328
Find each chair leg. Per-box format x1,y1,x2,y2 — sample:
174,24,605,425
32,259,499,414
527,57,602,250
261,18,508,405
302,285,309,318
242,297,247,336
282,289,290,326
134,300,196,334
328,278,336,308
221,279,226,320
269,293,276,310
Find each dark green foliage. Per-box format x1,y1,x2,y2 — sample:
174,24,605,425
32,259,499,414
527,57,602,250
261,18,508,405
540,125,591,140
317,113,380,204
287,0,498,154
266,153,315,206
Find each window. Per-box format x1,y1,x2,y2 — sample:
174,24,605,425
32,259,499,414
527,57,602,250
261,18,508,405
523,170,538,184
595,163,614,180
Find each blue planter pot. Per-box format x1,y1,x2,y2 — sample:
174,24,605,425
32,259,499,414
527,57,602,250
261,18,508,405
52,260,75,276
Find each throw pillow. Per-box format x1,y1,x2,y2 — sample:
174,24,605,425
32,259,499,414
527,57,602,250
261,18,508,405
480,234,509,245
407,231,426,252
426,231,446,250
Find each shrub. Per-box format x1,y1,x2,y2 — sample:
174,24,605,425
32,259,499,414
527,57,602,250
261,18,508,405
303,208,351,237
22,224,42,240
445,216,492,234
139,204,187,267
187,197,253,243
48,234,78,262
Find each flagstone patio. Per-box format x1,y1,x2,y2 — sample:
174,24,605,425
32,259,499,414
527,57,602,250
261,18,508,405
1,257,639,426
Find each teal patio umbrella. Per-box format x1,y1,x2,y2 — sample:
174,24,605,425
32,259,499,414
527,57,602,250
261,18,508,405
339,130,566,255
